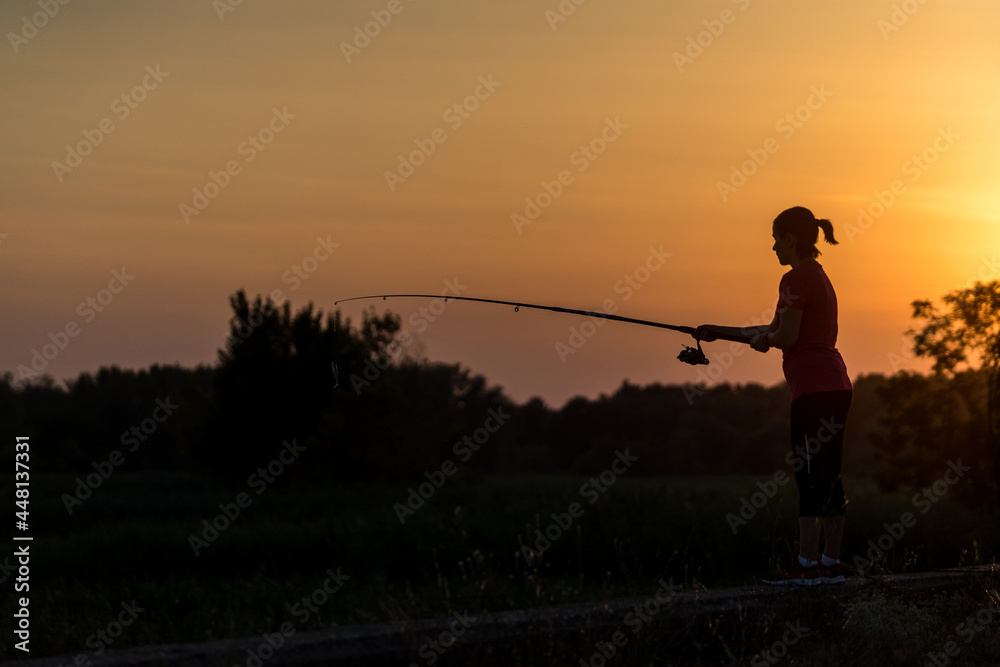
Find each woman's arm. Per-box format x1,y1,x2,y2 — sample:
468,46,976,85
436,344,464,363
766,307,802,350
694,324,770,344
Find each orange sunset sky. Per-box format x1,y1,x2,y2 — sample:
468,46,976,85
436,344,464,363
2,0,998,406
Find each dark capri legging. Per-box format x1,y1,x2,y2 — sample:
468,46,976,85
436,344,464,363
789,389,853,518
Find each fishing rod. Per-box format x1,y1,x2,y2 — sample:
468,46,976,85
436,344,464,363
333,294,753,366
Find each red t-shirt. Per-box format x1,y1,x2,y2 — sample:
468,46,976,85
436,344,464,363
775,260,852,401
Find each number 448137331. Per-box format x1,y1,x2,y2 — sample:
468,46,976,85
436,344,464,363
15,437,29,529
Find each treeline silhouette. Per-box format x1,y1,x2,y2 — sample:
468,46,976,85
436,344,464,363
1,290,993,506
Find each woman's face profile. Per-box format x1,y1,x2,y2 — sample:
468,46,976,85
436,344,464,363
771,226,797,266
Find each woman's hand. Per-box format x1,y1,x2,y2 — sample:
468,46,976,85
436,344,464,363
694,325,719,342
750,332,771,353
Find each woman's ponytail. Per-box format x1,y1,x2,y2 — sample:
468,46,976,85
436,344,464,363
817,218,838,247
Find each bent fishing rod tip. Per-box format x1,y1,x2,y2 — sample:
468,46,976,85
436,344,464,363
333,293,718,365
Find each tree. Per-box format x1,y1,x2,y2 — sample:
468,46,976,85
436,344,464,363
869,370,989,508
908,280,1000,509
207,290,516,484
207,290,356,480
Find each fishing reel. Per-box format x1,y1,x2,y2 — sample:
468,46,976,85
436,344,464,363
678,340,710,365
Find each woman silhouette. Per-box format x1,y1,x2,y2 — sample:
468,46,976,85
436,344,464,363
697,206,853,585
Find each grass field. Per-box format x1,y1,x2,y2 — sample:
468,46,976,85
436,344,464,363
2,471,996,661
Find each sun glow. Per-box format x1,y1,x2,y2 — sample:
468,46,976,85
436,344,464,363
2,1,1000,404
